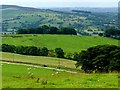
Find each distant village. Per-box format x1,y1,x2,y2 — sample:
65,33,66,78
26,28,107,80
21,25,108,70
1,29,17,35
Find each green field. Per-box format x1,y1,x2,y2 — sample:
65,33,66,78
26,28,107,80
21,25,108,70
2,63,118,88
1,52,77,71
1,52,119,88
2,34,118,53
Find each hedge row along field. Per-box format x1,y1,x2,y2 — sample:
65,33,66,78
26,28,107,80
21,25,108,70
1,44,68,60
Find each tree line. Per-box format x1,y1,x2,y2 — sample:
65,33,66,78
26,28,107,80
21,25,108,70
1,44,65,58
1,44,75,60
17,25,77,35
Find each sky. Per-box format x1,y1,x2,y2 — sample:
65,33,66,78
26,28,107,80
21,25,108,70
1,0,120,8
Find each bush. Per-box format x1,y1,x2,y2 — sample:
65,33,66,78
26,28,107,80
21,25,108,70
41,47,49,56
73,52,80,61
26,46,38,55
2,44,16,53
55,48,64,58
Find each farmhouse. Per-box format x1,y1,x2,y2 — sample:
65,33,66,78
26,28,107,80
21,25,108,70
1,29,17,34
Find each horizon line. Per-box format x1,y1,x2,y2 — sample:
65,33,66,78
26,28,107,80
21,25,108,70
0,4,118,8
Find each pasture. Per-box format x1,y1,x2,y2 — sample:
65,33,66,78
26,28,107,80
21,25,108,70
2,34,118,53
2,63,119,88
1,52,78,71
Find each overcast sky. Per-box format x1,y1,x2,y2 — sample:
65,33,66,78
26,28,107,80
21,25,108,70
1,0,119,8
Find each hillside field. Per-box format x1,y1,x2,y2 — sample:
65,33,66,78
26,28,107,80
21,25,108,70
1,52,77,71
1,52,119,88
2,34,118,53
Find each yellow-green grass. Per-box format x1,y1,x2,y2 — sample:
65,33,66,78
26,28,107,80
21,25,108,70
1,52,77,70
2,34,118,53
2,63,119,88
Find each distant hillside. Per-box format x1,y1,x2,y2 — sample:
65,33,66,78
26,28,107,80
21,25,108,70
1,5,117,34
0,5,44,11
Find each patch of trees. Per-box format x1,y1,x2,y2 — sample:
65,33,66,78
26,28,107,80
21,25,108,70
1,44,15,53
1,44,75,60
104,28,120,39
17,25,77,35
75,45,120,73
55,48,64,58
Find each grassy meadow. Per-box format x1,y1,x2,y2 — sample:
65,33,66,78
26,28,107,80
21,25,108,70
1,52,77,71
2,63,119,88
2,34,118,53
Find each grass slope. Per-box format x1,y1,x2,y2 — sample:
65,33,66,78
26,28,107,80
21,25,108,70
1,52,77,70
2,63,118,88
2,34,118,53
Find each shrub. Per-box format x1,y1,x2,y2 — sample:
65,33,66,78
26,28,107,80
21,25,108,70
2,44,16,53
55,48,64,58
41,47,49,56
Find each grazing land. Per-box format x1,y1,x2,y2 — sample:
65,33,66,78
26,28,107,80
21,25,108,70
2,34,118,53
1,52,119,88
2,63,118,88
1,52,77,71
